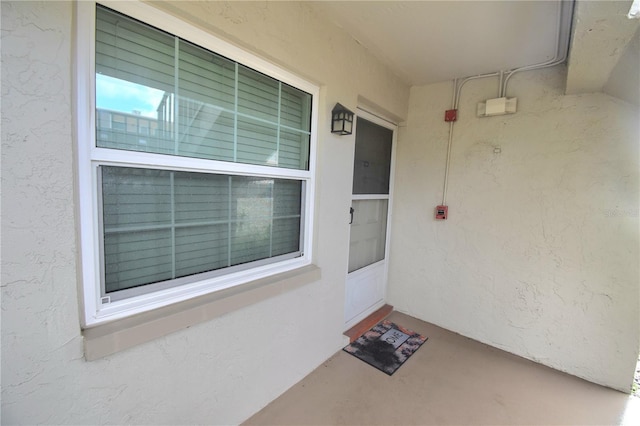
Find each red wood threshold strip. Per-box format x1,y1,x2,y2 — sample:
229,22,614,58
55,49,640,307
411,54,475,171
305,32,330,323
344,304,394,343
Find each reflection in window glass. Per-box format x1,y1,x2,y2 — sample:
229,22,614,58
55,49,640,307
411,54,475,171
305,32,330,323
95,6,312,170
352,118,393,195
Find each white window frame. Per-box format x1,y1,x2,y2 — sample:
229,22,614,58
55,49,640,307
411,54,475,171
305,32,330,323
75,0,318,327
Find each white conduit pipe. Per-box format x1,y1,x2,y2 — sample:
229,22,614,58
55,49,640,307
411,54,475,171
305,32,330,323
502,0,569,97
441,0,572,206
441,72,498,206
454,72,500,109
442,78,457,206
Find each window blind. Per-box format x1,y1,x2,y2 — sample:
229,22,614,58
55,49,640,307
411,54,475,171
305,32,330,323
95,5,311,170
101,166,303,294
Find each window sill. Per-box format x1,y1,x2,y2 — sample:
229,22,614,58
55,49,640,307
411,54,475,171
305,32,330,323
82,264,321,360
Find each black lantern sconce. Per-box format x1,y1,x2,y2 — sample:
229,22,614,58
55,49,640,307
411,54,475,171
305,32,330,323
331,103,355,135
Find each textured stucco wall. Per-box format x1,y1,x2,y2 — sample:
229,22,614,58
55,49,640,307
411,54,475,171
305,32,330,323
565,0,640,96
388,66,640,392
604,26,640,108
1,1,408,424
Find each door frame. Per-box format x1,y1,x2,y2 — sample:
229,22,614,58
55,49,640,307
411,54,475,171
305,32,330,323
344,107,398,330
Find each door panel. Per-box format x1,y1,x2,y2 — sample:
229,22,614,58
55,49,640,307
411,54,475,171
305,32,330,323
344,262,386,324
352,119,393,195
348,199,388,273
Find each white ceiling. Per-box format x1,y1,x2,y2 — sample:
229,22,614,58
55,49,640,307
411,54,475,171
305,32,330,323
312,1,569,85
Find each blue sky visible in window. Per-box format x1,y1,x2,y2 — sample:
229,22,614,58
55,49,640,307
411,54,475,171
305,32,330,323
96,74,165,118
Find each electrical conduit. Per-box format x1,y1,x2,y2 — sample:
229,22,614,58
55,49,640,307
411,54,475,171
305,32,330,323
440,0,573,208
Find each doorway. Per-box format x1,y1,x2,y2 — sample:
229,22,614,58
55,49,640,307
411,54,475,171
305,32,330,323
344,109,396,330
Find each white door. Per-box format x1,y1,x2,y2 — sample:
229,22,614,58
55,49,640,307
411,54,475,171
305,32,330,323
344,110,396,330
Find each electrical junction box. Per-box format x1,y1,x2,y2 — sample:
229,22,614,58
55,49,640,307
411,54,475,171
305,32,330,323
444,109,457,122
435,205,448,220
477,97,517,117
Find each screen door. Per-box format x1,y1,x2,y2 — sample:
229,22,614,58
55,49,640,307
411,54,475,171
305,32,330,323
345,112,394,329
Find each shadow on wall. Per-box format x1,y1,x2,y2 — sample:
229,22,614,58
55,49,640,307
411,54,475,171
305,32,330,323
634,354,640,397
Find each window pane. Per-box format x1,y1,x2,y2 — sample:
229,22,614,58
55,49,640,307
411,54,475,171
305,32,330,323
101,166,302,295
102,167,174,293
96,6,175,93
273,179,302,216
96,5,175,154
230,176,272,264
352,118,393,195
238,65,279,123
173,172,229,223
178,39,235,111
177,106,235,161
228,177,301,265
175,39,237,162
102,167,172,227
237,116,278,166
175,224,229,277
348,199,388,273
104,229,173,293
281,83,311,132
279,128,310,170
272,180,302,257
95,6,312,171
174,173,230,277
272,218,301,256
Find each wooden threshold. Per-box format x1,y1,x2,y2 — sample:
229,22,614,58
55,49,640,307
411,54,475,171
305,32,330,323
343,304,393,343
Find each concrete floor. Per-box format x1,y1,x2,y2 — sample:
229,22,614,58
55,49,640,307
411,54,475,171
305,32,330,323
245,312,640,425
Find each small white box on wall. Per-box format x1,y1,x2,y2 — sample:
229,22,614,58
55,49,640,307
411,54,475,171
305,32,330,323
477,97,517,117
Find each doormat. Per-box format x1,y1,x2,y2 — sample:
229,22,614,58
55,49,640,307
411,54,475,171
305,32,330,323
343,320,427,375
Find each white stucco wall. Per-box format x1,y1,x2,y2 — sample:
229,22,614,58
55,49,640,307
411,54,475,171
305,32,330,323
1,1,408,424
388,66,640,392
604,26,640,108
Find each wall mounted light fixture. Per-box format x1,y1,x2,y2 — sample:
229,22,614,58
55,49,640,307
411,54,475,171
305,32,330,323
331,103,355,135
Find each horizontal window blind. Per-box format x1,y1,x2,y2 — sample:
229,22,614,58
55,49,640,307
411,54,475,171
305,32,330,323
96,5,175,93
101,166,303,294
95,5,312,170
90,4,313,306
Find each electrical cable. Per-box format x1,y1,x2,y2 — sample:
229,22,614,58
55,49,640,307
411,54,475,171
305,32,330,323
441,0,573,207
454,72,501,110
502,0,571,97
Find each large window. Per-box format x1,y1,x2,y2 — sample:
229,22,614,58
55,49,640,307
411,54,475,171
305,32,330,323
76,2,317,325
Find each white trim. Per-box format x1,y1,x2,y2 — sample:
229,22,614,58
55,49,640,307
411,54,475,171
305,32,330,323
91,149,312,180
356,108,398,130
76,1,318,327
356,106,399,128
351,194,389,201
76,2,100,327
94,257,311,323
